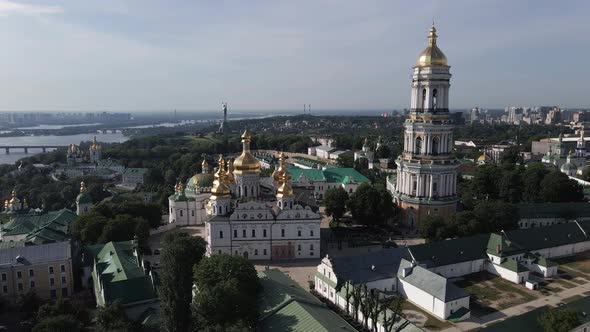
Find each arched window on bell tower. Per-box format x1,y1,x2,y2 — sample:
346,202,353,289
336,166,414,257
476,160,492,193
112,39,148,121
421,89,427,111
432,89,438,111
415,137,422,155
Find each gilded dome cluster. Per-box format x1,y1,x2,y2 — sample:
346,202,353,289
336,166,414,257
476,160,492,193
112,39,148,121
275,152,293,198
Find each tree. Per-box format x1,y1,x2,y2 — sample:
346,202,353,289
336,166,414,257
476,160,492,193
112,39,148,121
36,298,89,326
160,232,207,332
193,254,260,330
347,183,395,226
324,187,349,225
382,296,405,332
540,171,584,203
538,308,580,332
472,200,519,233
337,154,354,168
32,315,81,332
471,164,500,200
419,215,449,242
94,300,134,332
498,169,523,203
522,163,548,202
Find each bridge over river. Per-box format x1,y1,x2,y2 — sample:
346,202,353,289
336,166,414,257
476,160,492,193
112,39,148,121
0,145,68,154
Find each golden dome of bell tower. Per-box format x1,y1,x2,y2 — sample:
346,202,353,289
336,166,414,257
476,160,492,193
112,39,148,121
416,24,448,67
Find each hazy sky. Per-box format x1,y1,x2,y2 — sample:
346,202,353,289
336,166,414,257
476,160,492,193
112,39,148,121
0,0,588,112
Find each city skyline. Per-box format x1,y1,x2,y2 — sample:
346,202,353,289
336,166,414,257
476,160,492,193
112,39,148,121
0,0,588,111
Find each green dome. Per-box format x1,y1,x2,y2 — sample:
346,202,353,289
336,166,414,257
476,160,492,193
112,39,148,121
186,173,214,191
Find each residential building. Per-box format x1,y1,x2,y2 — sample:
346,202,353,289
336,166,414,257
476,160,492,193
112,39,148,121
0,241,73,302
83,240,159,320
122,168,148,188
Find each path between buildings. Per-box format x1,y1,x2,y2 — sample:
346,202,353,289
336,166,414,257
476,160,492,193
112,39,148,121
441,280,590,331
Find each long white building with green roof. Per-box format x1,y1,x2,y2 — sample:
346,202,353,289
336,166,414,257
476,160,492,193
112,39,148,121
288,166,370,199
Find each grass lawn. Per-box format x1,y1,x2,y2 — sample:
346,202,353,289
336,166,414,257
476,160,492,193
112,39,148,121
553,279,578,289
400,300,453,331
555,256,590,274
558,266,589,279
568,278,588,285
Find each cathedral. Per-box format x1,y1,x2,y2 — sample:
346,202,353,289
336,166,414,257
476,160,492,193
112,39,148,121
169,129,321,261
393,25,459,227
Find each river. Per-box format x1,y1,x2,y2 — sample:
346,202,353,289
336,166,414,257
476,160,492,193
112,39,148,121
0,133,128,164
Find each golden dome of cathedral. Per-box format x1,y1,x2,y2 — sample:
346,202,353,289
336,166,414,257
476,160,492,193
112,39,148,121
233,129,260,174
211,155,231,198
416,25,448,67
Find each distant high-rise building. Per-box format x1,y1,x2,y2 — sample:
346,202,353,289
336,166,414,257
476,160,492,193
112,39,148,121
219,102,228,134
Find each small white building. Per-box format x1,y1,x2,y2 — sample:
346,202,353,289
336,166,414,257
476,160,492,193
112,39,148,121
122,168,148,188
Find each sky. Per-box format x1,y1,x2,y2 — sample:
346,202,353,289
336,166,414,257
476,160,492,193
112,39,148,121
0,0,588,112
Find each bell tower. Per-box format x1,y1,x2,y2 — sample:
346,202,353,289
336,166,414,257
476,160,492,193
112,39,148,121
394,25,458,228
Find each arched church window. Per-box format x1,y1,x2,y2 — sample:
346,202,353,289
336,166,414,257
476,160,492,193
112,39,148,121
251,186,255,196
422,89,427,111
432,137,439,156
432,89,438,110
415,137,422,154
244,186,248,197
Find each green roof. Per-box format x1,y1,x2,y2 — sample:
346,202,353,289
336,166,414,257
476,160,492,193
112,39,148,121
258,269,357,332
288,166,369,184
86,241,157,306
480,296,590,332
487,233,524,257
186,173,214,190
518,202,590,219
2,209,77,244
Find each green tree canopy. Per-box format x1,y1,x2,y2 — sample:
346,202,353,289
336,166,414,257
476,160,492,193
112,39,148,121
347,183,395,226
193,254,260,330
540,171,585,203
94,300,134,332
32,315,81,332
160,232,207,332
324,187,349,224
419,215,449,242
538,308,580,332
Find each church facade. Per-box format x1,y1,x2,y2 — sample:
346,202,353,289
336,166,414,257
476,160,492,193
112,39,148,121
393,25,459,228
189,130,322,261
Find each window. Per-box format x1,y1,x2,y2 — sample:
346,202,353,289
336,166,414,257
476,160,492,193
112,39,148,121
252,229,256,237
422,88,427,110
415,137,422,154
298,244,301,251
281,229,285,237
61,264,66,273
254,249,258,256
1,273,5,281
17,283,23,291
297,230,301,237
62,288,68,297
29,269,34,277
263,249,267,255
180,210,183,217
263,229,267,237
242,230,246,238
191,210,195,217
16,271,22,279
432,88,438,110
61,276,66,284
432,137,439,155
30,281,35,288
219,231,224,239
49,266,54,274
50,289,56,299
310,230,314,237
310,244,314,250
218,250,222,254
251,186,254,196
50,278,55,286
2,286,7,294
234,230,237,238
